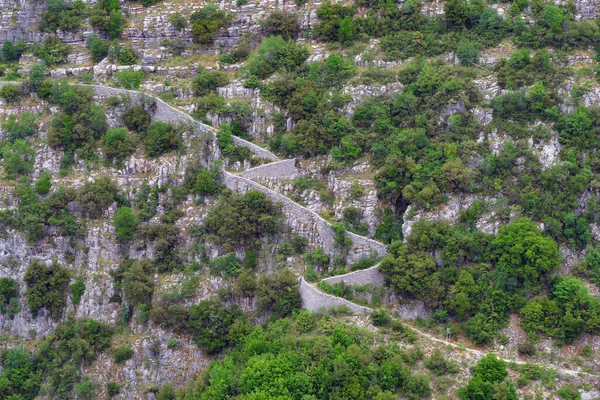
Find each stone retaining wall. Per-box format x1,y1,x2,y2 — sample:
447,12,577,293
321,263,385,286
231,136,279,161
223,171,387,263
242,159,297,179
299,278,371,314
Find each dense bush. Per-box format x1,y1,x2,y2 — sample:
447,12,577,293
35,319,114,397
1,112,37,141
112,206,138,241
187,299,244,354
243,36,309,79
90,0,125,39
202,190,282,250
0,83,21,103
34,36,71,66
48,83,108,161
76,176,119,218
102,127,136,164
262,10,300,40
114,347,134,364
115,69,144,89
0,277,19,319
86,34,108,63
190,5,232,44
24,259,70,319
143,121,182,157
122,104,152,133
191,69,229,96
2,139,35,179
118,45,138,65
1,40,27,62
174,315,432,399
459,354,516,400
40,0,87,31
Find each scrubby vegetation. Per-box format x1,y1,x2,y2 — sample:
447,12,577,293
2,0,600,397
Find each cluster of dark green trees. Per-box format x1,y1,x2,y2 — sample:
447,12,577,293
380,218,600,345
0,319,114,399
159,312,437,400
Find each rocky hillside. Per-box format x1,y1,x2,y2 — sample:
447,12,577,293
1,0,600,398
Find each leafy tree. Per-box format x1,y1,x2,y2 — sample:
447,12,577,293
121,259,155,307
203,190,282,249
112,206,138,241
102,127,136,164
256,268,301,318
187,299,243,353
24,259,70,319
28,63,47,92
491,218,560,295
379,241,445,307
2,40,26,62
76,176,119,219
243,36,309,78
144,121,181,157
35,171,53,195
1,112,37,141
262,10,300,40
122,104,151,133
86,34,108,63
2,139,35,179
114,347,134,364
118,45,138,65
115,69,144,89
190,5,232,44
34,36,71,66
169,12,186,29
192,69,229,96
0,84,21,103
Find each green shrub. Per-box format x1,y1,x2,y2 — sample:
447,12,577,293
192,69,229,96
188,299,243,353
1,40,27,62
118,259,155,307
371,309,391,326
102,127,136,163
425,349,460,375
35,171,53,195
28,63,47,92
34,36,71,66
40,0,87,31
0,277,19,318
0,83,21,103
1,112,37,141
112,206,138,241
144,121,182,157
114,347,134,364
169,12,186,29
122,104,152,133
76,176,119,219
190,5,232,44
115,69,144,89
2,139,34,179
90,0,125,39
557,385,581,400
203,190,282,249
243,36,309,78
107,382,120,397
118,45,138,65
262,10,299,40
24,259,71,319
86,34,108,63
